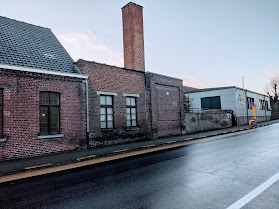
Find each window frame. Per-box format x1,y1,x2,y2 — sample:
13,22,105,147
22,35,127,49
39,92,61,136
100,95,114,129
126,97,137,127
0,89,3,138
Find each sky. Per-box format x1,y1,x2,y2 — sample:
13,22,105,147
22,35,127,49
1,0,279,94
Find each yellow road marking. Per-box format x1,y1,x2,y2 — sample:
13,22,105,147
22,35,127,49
76,155,97,161
184,138,193,141
25,163,52,170
0,128,258,184
114,149,129,153
143,145,155,148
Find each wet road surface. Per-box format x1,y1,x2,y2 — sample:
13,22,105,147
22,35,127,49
1,124,279,209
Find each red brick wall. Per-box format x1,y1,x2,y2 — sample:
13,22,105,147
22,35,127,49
0,68,87,160
122,2,145,72
146,73,184,138
76,60,148,147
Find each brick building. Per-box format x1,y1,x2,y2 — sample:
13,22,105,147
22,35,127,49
0,17,87,160
76,60,148,147
76,2,184,146
0,2,185,159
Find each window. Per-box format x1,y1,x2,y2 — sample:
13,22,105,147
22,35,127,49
201,96,221,109
126,97,137,127
247,97,254,109
0,89,3,137
259,99,269,110
265,101,269,110
100,95,113,129
39,92,60,135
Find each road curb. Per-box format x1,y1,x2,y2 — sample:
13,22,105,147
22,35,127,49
0,121,278,183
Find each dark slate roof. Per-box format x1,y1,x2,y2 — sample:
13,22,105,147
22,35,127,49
183,86,199,92
0,16,81,74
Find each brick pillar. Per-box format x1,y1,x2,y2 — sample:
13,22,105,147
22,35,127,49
122,2,145,72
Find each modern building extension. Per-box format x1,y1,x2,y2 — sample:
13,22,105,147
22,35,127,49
185,86,271,125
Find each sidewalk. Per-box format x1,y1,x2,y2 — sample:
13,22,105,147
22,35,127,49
1,119,279,178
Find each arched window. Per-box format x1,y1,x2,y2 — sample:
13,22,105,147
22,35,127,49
39,92,60,135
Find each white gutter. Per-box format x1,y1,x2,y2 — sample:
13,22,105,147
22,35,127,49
0,63,88,79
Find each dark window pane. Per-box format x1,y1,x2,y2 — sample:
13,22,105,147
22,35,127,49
50,93,59,105
39,106,49,134
211,97,221,109
50,107,59,133
201,98,210,109
201,96,221,109
39,92,49,105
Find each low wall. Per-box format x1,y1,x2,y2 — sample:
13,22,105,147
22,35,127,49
184,112,232,134
236,116,271,126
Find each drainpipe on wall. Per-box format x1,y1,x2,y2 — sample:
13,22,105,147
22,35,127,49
85,79,90,148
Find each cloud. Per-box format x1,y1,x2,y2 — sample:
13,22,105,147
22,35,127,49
263,69,273,78
183,76,205,88
58,32,123,66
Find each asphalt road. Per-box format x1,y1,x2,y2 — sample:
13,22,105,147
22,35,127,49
1,124,279,209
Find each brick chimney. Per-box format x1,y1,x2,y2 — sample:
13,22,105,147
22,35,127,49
122,2,145,72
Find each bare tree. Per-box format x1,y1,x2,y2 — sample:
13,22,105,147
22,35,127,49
265,76,279,102
265,76,279,119
184,94,194,112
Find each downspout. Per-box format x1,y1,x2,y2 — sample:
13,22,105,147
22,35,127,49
85,79,90,148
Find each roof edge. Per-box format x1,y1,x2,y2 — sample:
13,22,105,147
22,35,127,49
0,63,88,79
185,86,268,97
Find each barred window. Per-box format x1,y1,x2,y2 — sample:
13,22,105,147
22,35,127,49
0,89,3,137
100,95,114,129
39,92,60,135
126,97,137,127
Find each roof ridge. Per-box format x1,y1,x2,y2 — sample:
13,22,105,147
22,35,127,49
0,16,51,30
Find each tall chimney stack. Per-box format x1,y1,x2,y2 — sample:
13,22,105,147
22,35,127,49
122,2,145,72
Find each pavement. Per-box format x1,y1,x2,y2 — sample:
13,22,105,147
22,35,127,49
1,119,279,181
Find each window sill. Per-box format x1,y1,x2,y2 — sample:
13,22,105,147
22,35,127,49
0,138,6,143
125,127,140,131
38,134,64,139
101,128,117,133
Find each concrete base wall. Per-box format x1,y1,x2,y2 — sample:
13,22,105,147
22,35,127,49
236,116,271,126
184,112,232,134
